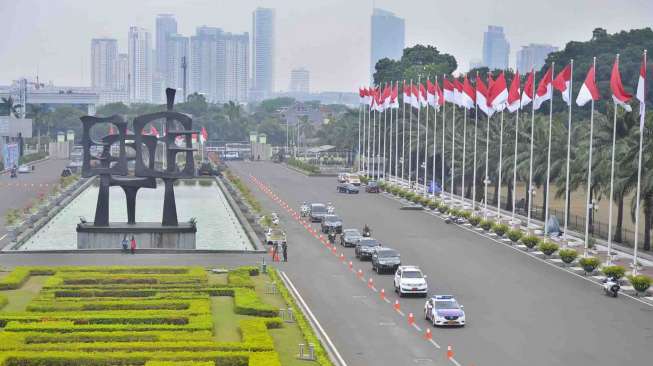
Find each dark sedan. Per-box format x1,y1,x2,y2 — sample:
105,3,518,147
365,180,380,193
337,183,359,194
355,238,381,260
321,214,343,234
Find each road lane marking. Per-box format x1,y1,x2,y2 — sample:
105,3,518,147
413,324,422,332
429,339,441,349
397,309,405,316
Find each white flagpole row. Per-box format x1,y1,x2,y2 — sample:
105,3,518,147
401,82,406,182
442,83,446,196
451,102,456,197
563,60,574,241
388,82,393,181
416,76,422,190
497,110,504,219
433,76,438,197
358,100,362,172
544,63,556,236
512,107,520,220
395,80,400,181
584,57,597,255
607,55,620,260
484,113,490,215
527,70,537,228
408,80,414,187
383,100,387,180
633,50,646,273
472,90,478,211
424,79,430,194
462,107,468,203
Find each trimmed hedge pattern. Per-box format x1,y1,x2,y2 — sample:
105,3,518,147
0,266,283,366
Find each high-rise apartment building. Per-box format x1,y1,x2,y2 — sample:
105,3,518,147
516,43,558,73
116,53,128,92
290,68,310,94
91,38,118,90
128,26,153,103
482,25,510,70
251,7,275,100
166,34,189,97
370,8,405,80
189,26,249,103
156,14,178,78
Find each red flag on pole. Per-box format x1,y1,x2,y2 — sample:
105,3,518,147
553,64,572,106
507,71,521,112
610,55,633,111
576,64,600,107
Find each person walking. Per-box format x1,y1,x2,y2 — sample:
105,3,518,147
130,235,136,254
271,243,278,262
121,235,128,253
282,242,288,262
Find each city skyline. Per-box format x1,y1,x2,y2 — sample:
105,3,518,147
1,0,652,93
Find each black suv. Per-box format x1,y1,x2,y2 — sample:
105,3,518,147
355,238,381,260
321,214,343,233
309,203,328,222
371,247,401,273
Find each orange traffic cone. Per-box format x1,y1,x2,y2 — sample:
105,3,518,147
380,288,385,300
394,300,400,311
408,312,415,325
368,278,374,289
424,328,432,340
447,345,454,359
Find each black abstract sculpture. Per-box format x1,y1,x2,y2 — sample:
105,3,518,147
81,88,196,227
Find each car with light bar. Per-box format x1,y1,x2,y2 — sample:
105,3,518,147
393,266,428,297
424,295,466,327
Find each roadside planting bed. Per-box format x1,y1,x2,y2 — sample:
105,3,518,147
0,266,305,366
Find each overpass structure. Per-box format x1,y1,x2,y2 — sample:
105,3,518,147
0,80,99,116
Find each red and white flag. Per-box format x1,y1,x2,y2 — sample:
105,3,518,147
382,84,392,110
453,78,464,107
390,83,400,109
506,71,521,113
521,71,534,108
475,75,493,116
419,82,428,107
365,87,373,105
410,84,421,109
553,64,572,106
200,127,208,143
443,78,455,104
489,71,508,111
426,79,437,107
576,64,600,107
533,66,553,110
359,88,366,104
403,83,412,106
610,56,633,112
637,52,647,128
461,75,476,109
435,79,444,109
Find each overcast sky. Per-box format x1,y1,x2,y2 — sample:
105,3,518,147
1,0,651,93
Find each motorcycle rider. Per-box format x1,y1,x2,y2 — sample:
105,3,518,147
300,201,309,216
327,202,335,214
602,276,620,297
327,228,337,243
362,224,371,237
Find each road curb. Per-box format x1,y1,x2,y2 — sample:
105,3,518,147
215,176,264,251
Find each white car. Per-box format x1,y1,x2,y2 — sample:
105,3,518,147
18,165,32,173
424,295,466,327
393,266,428,297
346,173,361,186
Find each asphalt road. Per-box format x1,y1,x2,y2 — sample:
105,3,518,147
0,158,69,238
229,161,653,366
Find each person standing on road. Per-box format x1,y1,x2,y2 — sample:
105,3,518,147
121,235,128,253
282,242,288,262
130,235,136,254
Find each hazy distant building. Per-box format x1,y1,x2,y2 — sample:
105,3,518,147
189,26,249,103
482,26,510,70
98,53,130,105
516,43,558,73
290,68,310,94
221,33,249,103
166,33,189,97
469,58,483,70
128,26,153,103
116,53,128,91
91,38,118,90
251,7,275,100
156,14,178,79
370,8,405,80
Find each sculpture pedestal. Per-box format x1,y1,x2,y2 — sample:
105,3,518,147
76,222,196,249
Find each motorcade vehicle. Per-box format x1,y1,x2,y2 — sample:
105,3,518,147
326,202,335,214
346,173,361,186
355,237,381,260
424,295,466,327
300,202,310,217
393,266,428,297
321,214,343,234
340,228,362,247
18,164,32,173
371,247,401,273
271,212,280,225
309,203,328,222
265,228,287,246
362,224,371,237
602,277,620,297
365,180,380,193
337,183,359,194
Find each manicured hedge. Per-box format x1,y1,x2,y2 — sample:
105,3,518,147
233,289,278,317
0,295,7,310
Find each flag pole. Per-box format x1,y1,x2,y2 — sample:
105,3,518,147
408,79,414,187
358,91,362,173
472,73,478,211
633,50,646,274
379,89,384,180
606,54,621,264
401,81,406,183
372,93,377,179
388,82,393,181
424,77,430,194
462,104,468,204
484,111,490,216
497,109,504,219
512,95,520,220
544,62,555,236
416,76,422,191
432,75,438,198
527,69,537,229
395,80,400,181
563,60,574,243
584,57,597,256
451,89,456,198
442,75,446,197
383,88,387,180
366,94,370,176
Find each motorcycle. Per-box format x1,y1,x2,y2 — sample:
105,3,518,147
300,204,310,217
362,225,371,237
327,204,335,214
10,167,17,178
271,213,280,226
602,277,620,297
328,230,337,244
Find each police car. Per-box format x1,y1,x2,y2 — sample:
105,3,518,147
424,295,466,327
